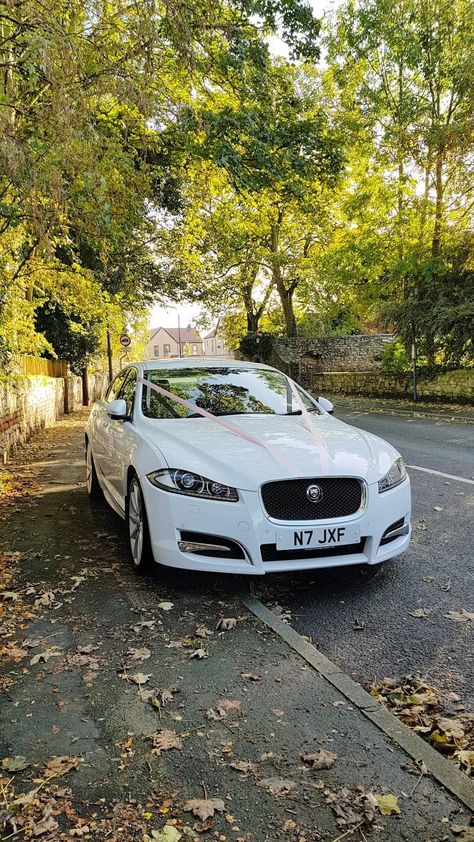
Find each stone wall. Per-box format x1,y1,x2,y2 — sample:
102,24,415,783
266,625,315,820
270,334,395,378
308,369,474,404
0,371,109,462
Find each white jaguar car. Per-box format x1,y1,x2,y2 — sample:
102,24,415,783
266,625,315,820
85,359,411,576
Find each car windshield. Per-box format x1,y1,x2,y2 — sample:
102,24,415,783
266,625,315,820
141,367,321,420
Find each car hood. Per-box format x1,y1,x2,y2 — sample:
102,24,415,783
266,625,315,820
139,414,400,490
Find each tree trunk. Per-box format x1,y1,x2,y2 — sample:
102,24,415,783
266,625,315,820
270,219,297,337
431,146,444,258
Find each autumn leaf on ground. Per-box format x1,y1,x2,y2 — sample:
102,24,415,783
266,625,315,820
189,648,207,660
157,601,174,612
408,608,431,618
271,708,284,718
408,608,431,619
443,609,474,623
148,729,182,756
217,699,242,717
2,755,29,772
229,760,256,775
133,620,156,632
30,647,62,665
129,672,152,686
195,626,213,638
127,647,151,661
216,617,237,631
302,749,337,770
240,672,262,682
144,827,182,842
43,755,82,778
150,688,175,710
33,814,59,836
258,778,297,796
184,797,225,821
374,793,401,815
1,643,28,660
34,591,56,608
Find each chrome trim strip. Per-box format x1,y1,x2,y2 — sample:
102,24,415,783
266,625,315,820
178,541,232,554
382,523,409,541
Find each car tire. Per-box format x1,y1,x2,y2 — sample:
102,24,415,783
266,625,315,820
126,475,154,575
86,441,103,500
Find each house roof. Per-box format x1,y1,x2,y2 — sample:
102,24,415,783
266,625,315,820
149,326,203,344
204,329,217,339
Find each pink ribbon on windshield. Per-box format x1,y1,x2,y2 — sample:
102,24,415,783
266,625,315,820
138,375,329,475
286,377,330,474
138,376,296,471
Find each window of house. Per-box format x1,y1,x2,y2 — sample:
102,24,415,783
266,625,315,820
164,344,171,356
192,344,198,355
154,345,159,357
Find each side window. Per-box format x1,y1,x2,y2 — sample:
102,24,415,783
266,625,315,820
118,368,137,417
154,345,159,357
105,371,127,403
163,344,170,356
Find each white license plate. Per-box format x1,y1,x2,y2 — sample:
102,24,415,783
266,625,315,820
276,524,360,551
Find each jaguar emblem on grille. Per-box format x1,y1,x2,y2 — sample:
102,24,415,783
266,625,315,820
306,483,323,503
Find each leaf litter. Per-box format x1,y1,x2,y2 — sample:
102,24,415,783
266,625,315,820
371,676,474,775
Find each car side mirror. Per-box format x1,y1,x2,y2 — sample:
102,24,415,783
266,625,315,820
106,399,128,420
318,396,334,414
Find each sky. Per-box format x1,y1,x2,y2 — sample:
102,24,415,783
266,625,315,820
148,0,338,332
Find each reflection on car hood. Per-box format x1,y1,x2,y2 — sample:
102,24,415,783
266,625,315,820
140,413,400,489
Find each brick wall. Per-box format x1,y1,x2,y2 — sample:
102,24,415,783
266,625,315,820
270,334,395,378
0,371,109,462
309,370,474,404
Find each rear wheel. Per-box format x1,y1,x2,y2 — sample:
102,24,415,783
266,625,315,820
127,476,153,575
86,441,103,500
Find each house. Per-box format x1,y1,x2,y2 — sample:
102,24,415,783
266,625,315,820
203,325,230,357
147,326,204,359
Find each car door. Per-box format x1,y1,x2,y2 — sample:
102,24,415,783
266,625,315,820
92,369,129,484
101,366,139,511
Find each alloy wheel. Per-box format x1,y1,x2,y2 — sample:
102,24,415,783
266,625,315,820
128,480,144,567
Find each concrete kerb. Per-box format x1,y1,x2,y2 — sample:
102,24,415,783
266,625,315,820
241,593,474,813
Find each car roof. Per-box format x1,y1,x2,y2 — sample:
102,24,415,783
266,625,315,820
138,358,276,372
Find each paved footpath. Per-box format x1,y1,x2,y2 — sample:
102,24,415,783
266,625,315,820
1,412,473,842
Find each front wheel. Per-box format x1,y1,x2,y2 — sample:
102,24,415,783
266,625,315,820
86,441,103,500
126,476,154,575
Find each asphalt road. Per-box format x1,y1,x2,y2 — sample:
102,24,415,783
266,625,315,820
254,409,474,708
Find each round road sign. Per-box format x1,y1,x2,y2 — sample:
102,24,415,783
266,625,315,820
119,334,131,348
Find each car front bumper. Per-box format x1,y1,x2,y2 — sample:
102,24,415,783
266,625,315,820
141,475,411,575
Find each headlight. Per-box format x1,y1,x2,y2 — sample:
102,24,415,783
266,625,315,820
147,469,239,502
378,458,407,493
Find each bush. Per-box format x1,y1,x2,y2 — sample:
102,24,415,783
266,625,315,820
381,341,411,372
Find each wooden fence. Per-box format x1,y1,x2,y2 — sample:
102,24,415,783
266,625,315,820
16,355,69,377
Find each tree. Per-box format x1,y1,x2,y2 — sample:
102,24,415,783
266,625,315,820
0,0,323,366
326,0,474,361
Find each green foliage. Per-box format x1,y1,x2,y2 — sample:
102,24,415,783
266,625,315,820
34,303,102,375
381,341,411,373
